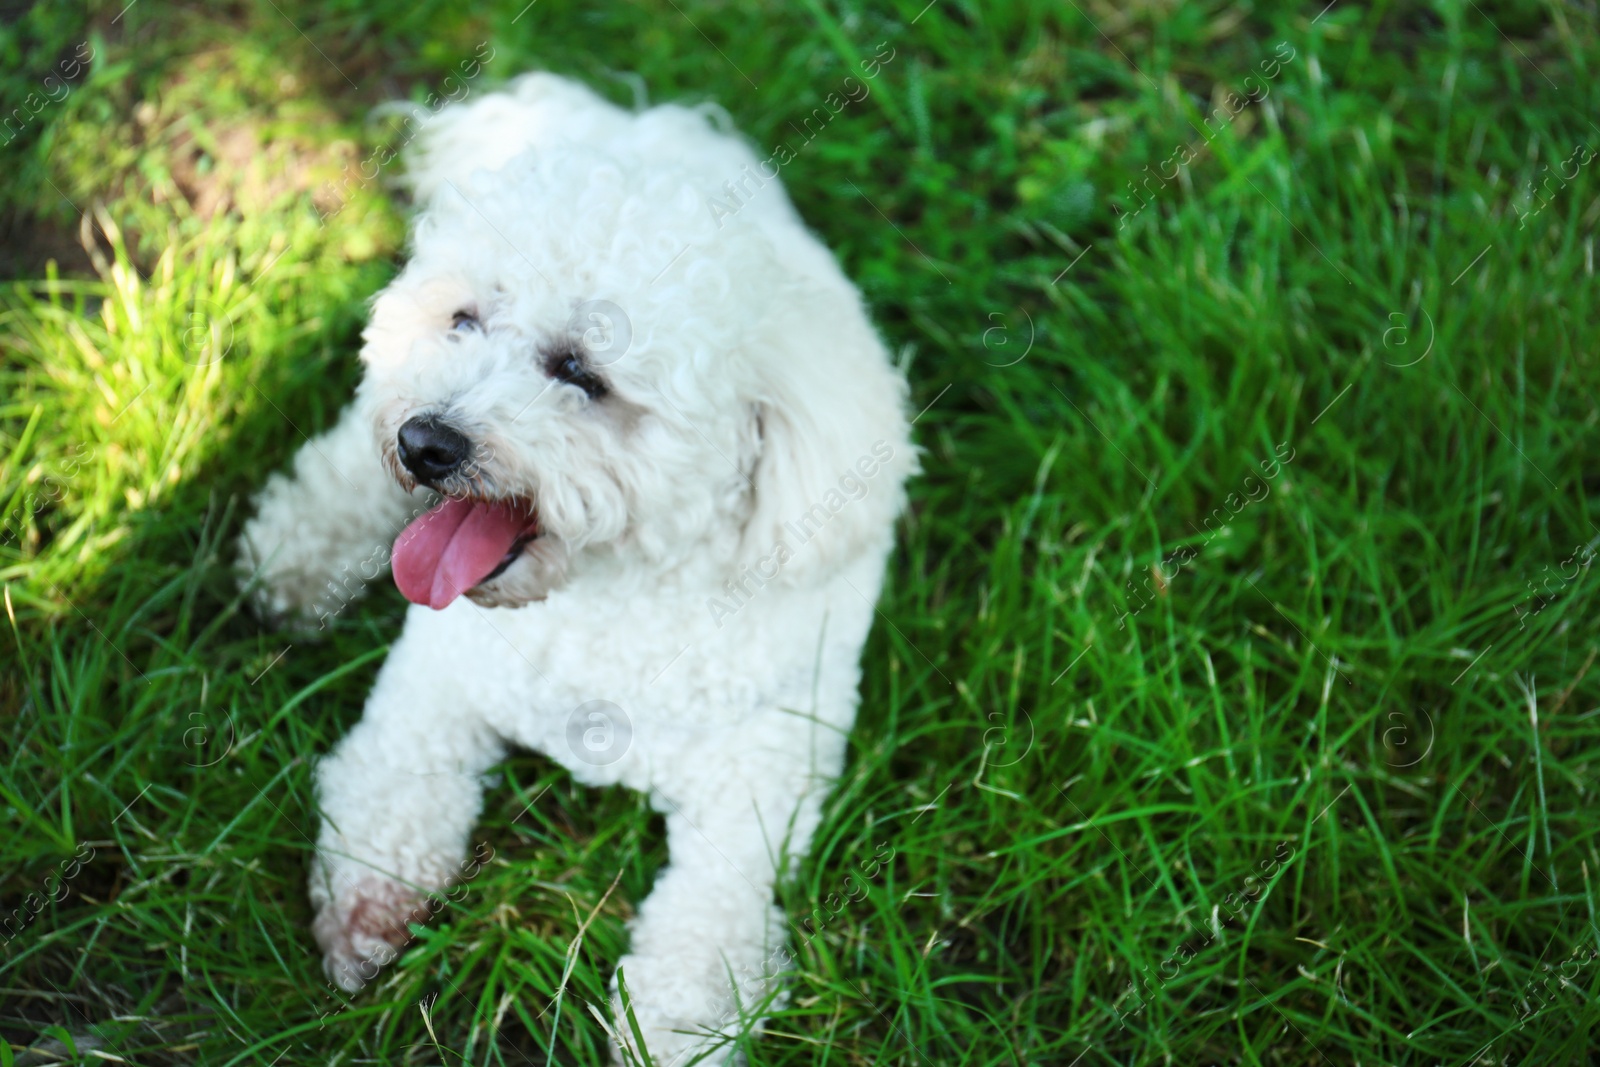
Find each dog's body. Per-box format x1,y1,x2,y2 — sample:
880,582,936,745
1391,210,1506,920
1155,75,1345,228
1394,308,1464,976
240,73,912,1063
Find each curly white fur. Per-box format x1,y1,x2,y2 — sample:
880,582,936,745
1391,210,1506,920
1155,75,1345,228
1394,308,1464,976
238,72,914,1065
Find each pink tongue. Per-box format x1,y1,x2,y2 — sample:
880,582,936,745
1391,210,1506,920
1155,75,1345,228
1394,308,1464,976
392,497,536,609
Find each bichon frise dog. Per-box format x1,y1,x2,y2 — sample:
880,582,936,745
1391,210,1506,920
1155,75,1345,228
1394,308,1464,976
239,72,914,1064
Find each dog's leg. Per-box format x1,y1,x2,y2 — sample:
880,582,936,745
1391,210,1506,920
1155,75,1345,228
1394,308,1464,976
308,636,505,992
238,399,422,620
612,781,822,1067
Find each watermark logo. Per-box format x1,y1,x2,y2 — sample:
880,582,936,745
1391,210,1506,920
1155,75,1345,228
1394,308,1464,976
981,309,1034,368
183,708,238,768
1381,307,1434,368
1379,706,1435,769
567,299,631,368
180,298,234,366
565,700,632,766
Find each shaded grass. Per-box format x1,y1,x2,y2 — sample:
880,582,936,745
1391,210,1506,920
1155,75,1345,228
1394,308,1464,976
3,0,1600,1063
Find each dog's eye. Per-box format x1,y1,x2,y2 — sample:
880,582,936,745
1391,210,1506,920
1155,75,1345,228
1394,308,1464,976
544,348,607,399
451,309,480,332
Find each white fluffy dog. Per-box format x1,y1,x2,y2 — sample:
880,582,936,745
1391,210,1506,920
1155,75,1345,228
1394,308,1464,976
238,72,913,1063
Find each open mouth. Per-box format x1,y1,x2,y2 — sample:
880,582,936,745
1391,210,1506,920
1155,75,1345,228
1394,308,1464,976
391,495,539,610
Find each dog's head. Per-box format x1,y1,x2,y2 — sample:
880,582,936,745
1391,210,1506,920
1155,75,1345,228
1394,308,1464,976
356,140,912,611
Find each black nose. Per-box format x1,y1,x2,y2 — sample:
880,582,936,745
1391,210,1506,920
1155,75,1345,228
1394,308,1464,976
396,416,470,485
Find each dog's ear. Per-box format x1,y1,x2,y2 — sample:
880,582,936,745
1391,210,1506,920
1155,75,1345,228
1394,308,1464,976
736,291,915,582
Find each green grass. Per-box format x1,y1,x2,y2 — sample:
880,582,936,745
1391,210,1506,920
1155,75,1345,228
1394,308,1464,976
3,0,1599,1063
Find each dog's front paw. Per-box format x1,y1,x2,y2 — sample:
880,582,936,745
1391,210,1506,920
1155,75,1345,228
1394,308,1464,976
311,869,430,993
238,494,314,619
610,951,765,1067
237,477,361,624
235,531,299,623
